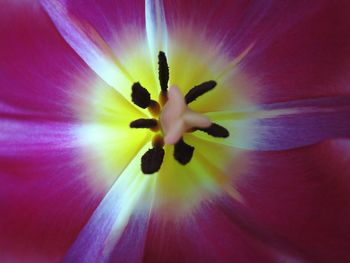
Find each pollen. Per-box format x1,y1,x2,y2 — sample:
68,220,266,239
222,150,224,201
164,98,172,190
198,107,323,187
129,51,230,174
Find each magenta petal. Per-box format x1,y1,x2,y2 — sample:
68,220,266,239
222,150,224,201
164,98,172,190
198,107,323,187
164,1,350,102
40,0,146,97
242,0,350,103
43,0,145,47
164,1,329,59
238,142,350,262
0,2,96,122
0,122,103,262
0,3,105,262
64,212,149,263
142,202,286,263
62,191,150,263
62,148,153,263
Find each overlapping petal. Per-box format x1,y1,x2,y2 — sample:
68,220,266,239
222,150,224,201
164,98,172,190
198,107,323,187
0,2,143,262
1,0,350,263
40,0,135,100
40,0,169,99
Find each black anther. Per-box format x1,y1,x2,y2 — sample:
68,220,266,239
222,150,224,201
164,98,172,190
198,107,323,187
197,123,229,138
131,82,151,108
185,80,217,104
158,51,169,92
141,147,165,174
174,138,194,165
130,118,158,129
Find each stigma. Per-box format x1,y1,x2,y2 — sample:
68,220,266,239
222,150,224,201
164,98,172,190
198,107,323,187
160,85,211,145
129,51,229,174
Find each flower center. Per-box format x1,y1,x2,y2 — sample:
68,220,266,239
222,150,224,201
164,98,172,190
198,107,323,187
129,52,230,174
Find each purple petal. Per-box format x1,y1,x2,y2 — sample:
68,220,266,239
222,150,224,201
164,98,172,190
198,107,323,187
250,97,350,150
204,96,350,151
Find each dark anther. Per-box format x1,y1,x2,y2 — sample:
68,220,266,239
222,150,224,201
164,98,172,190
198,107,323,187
158,51,169,92
197,123,229,138
185,80,217,104
141,147,165,174
174,138,194,165
131,82,151,108
130,118,158,129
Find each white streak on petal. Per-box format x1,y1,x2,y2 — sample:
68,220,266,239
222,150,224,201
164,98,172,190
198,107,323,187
145,0,169,70
62,144,155,263
216,42,255,80
40,0,133,99
200,96,350,150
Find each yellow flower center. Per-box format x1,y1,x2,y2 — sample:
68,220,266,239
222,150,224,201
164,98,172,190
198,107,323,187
76,28,253,216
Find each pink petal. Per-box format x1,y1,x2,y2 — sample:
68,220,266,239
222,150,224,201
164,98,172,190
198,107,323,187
0,3,106,262
236,142,350,262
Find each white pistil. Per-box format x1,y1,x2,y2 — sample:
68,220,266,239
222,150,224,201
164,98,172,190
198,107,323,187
160,86,212,144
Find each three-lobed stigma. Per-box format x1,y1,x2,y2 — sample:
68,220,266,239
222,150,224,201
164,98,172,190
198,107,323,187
129,51,230,174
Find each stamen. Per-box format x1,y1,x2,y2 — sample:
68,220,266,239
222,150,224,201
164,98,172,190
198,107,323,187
185,80,217,104
197,123,230,138
174,138,194,165
158,51,169,92
159,90,168,106
131,82,151,109
141,147,165,174
148,100,161,116
130,118,158,129
152,134,165,148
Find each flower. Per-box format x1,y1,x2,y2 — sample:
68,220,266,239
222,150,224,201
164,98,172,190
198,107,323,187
1,0,350,262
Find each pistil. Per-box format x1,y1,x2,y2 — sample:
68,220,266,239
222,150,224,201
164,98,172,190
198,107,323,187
160,85,211,145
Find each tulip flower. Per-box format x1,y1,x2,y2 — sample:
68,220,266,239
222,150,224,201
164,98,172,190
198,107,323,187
1,0,350,262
